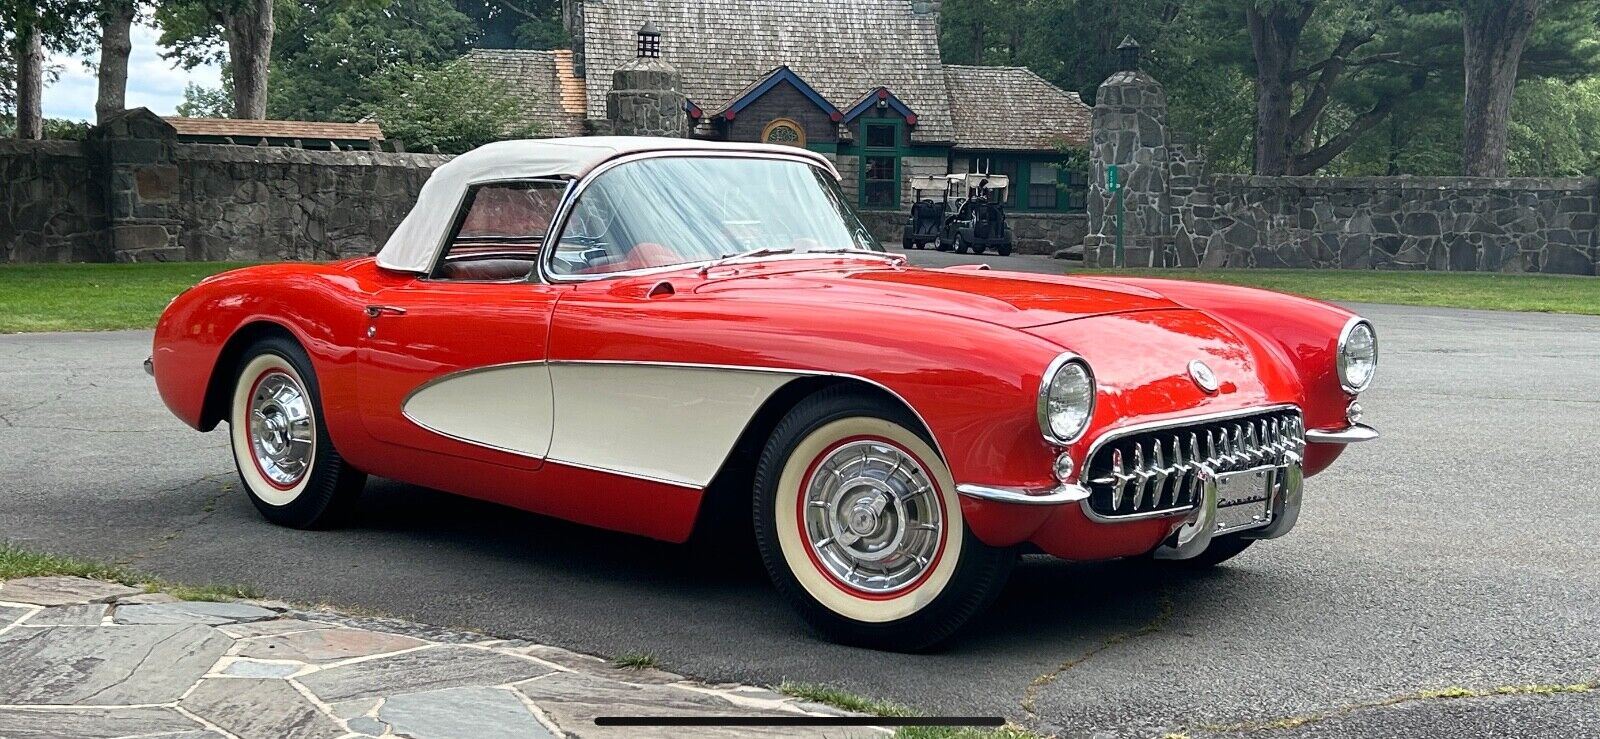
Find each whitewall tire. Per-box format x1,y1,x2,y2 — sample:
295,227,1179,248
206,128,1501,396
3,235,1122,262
753,388,1015,651
228,335,365,529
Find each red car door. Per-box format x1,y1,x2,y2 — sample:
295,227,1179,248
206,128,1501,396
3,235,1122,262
355,277,566,470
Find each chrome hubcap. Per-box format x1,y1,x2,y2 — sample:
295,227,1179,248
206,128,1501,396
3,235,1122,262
247,371,314,486
803,441,942,594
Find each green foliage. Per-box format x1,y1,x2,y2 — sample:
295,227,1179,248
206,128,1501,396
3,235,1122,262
268,0,475,121
938,0,1600,175
369,61,539,153
176,82,232,118
454,0,567,49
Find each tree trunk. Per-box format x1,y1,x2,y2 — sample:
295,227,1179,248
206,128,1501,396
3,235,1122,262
1246,3,1312,175
95,1,136,124
1461,0,1538,177
224,0,274,119
14,27,44,139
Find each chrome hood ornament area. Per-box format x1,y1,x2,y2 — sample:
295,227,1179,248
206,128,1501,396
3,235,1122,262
1188,359,1219,393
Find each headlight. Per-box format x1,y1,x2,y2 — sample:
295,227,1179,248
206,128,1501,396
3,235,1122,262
1337,318,1377,393
1038,353,1096,444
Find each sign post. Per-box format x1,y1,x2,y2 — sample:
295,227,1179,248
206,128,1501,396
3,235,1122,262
1107,164,1124,268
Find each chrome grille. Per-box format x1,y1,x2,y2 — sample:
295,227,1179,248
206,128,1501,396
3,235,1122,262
1085,408,1305,518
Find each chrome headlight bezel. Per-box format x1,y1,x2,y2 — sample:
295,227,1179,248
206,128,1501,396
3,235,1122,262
1336,317,1377,394
1037,352,1096,446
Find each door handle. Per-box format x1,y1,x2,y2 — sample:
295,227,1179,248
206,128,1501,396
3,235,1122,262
365,305,408,318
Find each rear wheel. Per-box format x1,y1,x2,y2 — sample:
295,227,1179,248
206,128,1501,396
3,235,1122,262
954,238,970,255
997,243,1013,257
753,389,1015,651
228,336,365,529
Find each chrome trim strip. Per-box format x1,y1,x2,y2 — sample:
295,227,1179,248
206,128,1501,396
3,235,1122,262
536,150,862,285
542,456,703,489
1036,351,1095,446
395,358,950,489
1336,316,1376,394
955,482,1090,505
1077,403,1301,524
1305,423,1379,444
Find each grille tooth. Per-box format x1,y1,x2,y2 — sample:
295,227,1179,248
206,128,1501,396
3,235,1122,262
1131,443,1150,510
1086,409,1305,518
1109,448,1127,511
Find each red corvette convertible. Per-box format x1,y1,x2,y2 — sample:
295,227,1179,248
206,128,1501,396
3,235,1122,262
149,137,1377,650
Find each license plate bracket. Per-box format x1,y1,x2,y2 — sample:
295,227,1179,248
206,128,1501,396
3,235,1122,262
1212,465,1276,534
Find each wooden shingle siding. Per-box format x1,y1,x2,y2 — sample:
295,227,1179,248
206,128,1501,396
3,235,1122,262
458,49,588,138
582,0,956,144
943,65,1091,151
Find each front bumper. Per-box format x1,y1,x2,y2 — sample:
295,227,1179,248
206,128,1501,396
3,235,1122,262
956,413,1376,561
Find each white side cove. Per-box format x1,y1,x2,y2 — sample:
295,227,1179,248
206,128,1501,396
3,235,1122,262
546,363,802,487
402,361,804,488
402,364,556,459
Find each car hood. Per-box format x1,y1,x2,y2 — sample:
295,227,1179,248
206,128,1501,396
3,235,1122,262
691,263,1181,328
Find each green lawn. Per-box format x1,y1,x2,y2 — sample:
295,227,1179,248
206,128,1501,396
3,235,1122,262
0,262,1596,333
0,262,249,333
1072,268,1600,316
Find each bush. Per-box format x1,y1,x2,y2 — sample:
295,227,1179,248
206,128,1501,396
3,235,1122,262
369,62,540,154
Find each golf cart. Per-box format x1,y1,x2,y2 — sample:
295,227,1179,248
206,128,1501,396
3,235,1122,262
944,173,1012,256
901,175,948,250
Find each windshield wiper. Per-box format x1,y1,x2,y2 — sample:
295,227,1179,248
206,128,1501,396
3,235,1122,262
696,246,796,276
802,248,908,265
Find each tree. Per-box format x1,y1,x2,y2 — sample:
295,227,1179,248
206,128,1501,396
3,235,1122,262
176,81,231,116
269,0,474,121
369,61,538,153
95,0,138,123
156,0,276,119
454,0,567,49
3,0,92,138
1460,0,1539,176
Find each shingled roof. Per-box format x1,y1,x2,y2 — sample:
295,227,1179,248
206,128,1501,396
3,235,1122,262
942,65,1092,151
458,49,588,138
162,117,383,142
582,0,954,143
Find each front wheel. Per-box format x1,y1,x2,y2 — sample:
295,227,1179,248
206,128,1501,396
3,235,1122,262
228,335,366,529
1154,535,1254,568
753,389,1015,652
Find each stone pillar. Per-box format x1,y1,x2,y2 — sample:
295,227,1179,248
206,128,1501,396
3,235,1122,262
604,22,689,137
89,108,185,262
1085,37,1172,267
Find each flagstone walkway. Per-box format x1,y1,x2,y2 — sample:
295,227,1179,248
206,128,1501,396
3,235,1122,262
0,576,883,739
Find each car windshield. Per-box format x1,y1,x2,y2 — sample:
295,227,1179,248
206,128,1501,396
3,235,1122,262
548,156,882,277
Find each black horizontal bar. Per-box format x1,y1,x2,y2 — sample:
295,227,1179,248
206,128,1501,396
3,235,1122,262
595,716,1005,727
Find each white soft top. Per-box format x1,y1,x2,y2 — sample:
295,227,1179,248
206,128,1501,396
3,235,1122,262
376,136,838,274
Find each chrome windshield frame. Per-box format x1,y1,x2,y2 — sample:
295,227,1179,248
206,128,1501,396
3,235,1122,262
534,150,878,285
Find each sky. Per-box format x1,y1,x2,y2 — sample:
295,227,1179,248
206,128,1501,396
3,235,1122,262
42,22,222,121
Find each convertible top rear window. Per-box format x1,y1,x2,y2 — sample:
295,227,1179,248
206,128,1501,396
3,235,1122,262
548,156,881,277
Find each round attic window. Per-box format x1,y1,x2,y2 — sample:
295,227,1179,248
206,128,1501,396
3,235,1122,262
762,119,806,147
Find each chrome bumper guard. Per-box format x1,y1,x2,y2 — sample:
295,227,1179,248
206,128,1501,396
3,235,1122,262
955,482,1089,506
1153,451,1305,560
143,356,154,377
1305,423,1379,444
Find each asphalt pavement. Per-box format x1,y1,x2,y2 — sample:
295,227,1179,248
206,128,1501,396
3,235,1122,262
2,251,1597,737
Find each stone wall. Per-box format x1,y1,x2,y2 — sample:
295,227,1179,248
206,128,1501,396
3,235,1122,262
1175,175,1599,275
0,141,106,262
174,145,449,261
